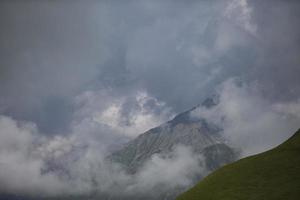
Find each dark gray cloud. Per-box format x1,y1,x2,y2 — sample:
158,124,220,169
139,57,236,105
0,1,104,133
0,0,300,134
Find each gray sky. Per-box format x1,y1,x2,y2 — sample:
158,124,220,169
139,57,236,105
0,0,300,196
0,0,300,136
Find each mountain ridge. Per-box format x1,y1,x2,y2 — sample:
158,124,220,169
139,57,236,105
107,98,237,199
109,97,235,174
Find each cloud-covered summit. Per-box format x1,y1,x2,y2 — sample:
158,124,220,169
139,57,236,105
0,0,300,197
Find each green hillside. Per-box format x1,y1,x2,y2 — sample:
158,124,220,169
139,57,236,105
177,129,300,200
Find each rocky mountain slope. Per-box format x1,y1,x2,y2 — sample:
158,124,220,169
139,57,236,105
107,99,238,199
110,99,237,174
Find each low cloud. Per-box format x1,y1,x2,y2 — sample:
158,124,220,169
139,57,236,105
73,89,173,138
0,0,299,198
126,146,204,195
192,79,300,157
0,116,71,196
0,91,200,198
224,0,257,35
0,78,299,197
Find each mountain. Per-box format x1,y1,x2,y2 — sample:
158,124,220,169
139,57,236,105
176,129,300,200
0,99,238,200
110,98,236,174
108,98,238,199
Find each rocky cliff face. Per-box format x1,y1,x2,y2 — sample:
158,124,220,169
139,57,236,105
110,99,236,173
108,99,238,199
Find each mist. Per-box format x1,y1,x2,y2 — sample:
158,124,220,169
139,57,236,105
0,0,300,198
191,79,300,157
0,114,204,198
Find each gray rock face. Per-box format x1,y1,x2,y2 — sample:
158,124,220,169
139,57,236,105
107,102,237,199
110,101,237,174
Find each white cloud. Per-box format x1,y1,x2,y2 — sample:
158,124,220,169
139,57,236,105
74,90,173,138
273,100,300,119
192,79,300,157
0,116,71,196
224,0,257,35
0,90,198,198
130,146,204,193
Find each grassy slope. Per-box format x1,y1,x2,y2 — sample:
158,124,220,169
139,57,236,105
177,129,300,200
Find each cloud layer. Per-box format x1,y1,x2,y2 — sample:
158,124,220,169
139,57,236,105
192,79,300,156
0,114,203,198
1,78,299,197
0,0,299,134
0,0,300,197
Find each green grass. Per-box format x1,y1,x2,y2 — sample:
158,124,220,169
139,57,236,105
177,129,300,200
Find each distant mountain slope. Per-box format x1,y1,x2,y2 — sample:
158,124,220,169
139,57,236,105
107,99,237,199
176,129,300,200
110,100,237,174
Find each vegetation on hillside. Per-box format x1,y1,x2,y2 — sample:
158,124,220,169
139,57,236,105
177,129,300,200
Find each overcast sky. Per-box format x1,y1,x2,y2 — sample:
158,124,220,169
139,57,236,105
1,0,300,197
0,0,300,137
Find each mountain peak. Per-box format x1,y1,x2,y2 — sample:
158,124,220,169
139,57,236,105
201,97,218,108
109,100,237,178
167,96,219,128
